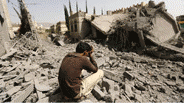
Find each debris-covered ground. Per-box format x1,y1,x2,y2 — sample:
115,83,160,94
0,34,184,102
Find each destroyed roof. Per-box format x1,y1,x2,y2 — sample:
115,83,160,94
85,14,128,35
146,10,180,43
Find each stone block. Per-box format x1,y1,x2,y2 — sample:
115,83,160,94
164,81,176,86
24,72,35,82
12,84,34,102
177,85,184,92
6,86,21,96
123,71,135,81
125,66,134,71
134,81,146,91
124,84,134,98
91,85,105,100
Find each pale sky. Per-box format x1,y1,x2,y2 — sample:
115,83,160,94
7,0,184,24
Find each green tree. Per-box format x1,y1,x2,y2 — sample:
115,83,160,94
64,5,69,30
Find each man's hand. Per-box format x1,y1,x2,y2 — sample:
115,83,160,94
88,46,94,57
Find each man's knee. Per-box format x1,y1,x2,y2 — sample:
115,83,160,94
97,69,104,78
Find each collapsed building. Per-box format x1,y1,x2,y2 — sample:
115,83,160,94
68,1,184,61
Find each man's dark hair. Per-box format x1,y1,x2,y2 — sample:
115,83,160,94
76,42,92,53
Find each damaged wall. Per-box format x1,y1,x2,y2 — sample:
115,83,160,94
0,0,15,56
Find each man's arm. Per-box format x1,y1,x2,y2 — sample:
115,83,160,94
89,54,98,68
83,55,98,73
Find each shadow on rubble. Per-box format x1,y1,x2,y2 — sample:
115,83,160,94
47,88,78,102
48,93,65,102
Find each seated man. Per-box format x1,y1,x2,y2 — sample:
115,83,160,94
58,41,104,101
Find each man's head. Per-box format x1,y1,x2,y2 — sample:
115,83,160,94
76,42,93,56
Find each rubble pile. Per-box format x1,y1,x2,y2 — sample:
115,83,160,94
106,1,184,62
1,35,183,102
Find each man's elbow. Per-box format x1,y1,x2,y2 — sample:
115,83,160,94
93,68,98,73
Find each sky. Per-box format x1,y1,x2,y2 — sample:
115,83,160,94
6,0,184,24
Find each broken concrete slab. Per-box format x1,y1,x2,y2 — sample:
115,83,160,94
37,91,46,100
0,49,17,60
134,81,146,91
123,71,135,81
11,84,34,102
102,78,115,93
36,97,49,102
91,85,105,100
0,43,6,57
124,84,134,98
96,58,105,67
6,86,21,96
164,81,176,86
103,69,122,83
87,14,128,35
177,85,184,92
34,79,52,92
24,72,35,82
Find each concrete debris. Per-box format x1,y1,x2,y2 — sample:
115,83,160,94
124,84,134,98
91,85,105,100
0,35,183,102
6,86,21,96
11,84,34,102
85,1,184,62
123,71,135,81
0,1,183,102
34,79,52,92
0,49,17,60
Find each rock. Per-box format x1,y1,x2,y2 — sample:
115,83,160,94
0,61,10,67
58,40,65,46
177,85,184,92
123,71,135,81
134,94,142,102
108,60,116,66
34,79,52,92
114,84,119,92
124,84,134,98
91,85,105,100
102,78,114,93
151,64,157,68
95,53,104,58
115,52,122,56
104,57,110,62
40,63,54,69
0,49,17,60
103,69,122,83
167,74,177,81
109,56,117,60
164,81,176,86
37,91,46,100
96,58,105,67
37,97,49,102
12,84,34,102
6,86,21,96
24,72,35,82
79,99,92,103
112,62,119,67
134,81,146,91
125,66,134,71
179,75,184,80
103,95,113,102
158,86,166,93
